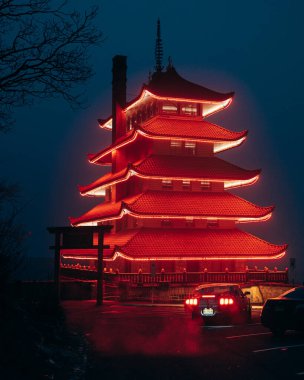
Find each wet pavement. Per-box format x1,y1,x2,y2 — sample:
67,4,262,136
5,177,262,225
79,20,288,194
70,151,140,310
64,301,304,380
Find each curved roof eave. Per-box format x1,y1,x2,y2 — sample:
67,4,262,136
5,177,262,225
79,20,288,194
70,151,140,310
98,83,234,131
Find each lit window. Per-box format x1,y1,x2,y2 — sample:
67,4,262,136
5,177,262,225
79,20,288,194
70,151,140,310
185,141,196,155
162,103,178,114
207,220,219,228
162,180,172,188
181,104,197,116
161,219,172,227
185,142,196,149
201,181,210,190
182,180,191,189
170,140,182,148
185,217,195,227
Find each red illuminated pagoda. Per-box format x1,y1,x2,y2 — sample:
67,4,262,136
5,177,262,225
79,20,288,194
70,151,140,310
68,25,287,274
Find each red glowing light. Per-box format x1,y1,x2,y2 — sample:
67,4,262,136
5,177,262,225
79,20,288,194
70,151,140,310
61,250,287,262
202,295,216,298
98,90,233,130
185,298,198,306
219,297,234,305
70,59,288,270
90,125,246,165
80,171,260,196
110,250,286,262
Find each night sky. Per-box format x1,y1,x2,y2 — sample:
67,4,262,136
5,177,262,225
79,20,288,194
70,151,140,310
1,0,303,281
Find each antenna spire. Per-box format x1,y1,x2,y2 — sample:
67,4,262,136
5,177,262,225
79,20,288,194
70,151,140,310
155,18,164,72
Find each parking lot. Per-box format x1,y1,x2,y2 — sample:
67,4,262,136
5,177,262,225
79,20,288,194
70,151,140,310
64,301,304,380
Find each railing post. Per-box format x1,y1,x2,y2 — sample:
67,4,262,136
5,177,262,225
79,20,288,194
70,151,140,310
161,268,165,281
183,268,187,283
138,268,143,285
203,268,208,283
225,267,229,282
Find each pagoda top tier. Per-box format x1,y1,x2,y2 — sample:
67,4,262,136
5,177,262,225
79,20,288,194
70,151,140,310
147,66,234,103
99,65,234,131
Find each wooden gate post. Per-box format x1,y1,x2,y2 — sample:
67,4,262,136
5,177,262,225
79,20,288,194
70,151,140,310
96,228,105,306
54,231,61,304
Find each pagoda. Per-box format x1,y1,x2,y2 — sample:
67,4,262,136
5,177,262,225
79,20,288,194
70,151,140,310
68,22,287,274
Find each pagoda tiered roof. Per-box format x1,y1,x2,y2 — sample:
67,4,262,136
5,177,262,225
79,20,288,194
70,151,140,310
90,116,247,164
70,191,273,226
79,155,260,195
61,228,287,261
146,67,234,102
142,116,246,141
69,53,287,267
99,67,234,131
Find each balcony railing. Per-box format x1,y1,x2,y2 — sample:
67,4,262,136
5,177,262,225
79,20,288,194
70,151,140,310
60,266,289,284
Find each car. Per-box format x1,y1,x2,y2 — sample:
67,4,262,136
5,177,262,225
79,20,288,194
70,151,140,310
184,283,251,325
261,286,304,336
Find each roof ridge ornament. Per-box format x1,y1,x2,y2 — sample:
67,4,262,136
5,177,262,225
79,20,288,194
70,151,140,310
155,18,164,73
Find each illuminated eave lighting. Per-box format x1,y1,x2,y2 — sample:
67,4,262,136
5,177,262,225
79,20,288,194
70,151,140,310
214,136,247,153
80,188,106,197
138,129,247,153
62,255,97,260
224,174,260,189
70,221,98,227
202,98,232,117
61,250,286,261
90,128,246,165
98,90,233,130
125,209,272,223
109,250,286,262
99,118,112,130
80,171,260,197
71,208,272,227
134,171,260,189
80,170,132,197
89,130,137,164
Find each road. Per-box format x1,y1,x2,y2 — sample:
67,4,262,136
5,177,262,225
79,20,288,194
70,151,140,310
64,301,304,380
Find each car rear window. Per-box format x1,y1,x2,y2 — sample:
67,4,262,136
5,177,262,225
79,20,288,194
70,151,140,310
282,287,304,299
197,286,238,295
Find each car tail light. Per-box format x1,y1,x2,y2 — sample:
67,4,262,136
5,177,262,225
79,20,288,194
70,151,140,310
219,297,234,305
202,295,216,298
185,298,198,306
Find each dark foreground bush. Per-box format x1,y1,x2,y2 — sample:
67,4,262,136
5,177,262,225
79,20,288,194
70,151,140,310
0,283,87,379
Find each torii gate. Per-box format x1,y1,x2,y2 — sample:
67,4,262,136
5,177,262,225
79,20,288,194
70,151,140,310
48,225,112,305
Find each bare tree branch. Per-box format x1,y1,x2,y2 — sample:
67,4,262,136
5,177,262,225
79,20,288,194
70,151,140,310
0,1,103,285
0,0,103,132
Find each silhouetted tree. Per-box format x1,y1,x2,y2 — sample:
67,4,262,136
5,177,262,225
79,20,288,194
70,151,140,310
0,0,103,132
0,182,25,287
0,1,103,286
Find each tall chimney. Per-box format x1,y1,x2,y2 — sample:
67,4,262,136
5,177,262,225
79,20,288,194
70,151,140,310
112,55,127,143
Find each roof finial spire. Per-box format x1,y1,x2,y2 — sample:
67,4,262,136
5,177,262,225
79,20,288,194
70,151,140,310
155,18,164,73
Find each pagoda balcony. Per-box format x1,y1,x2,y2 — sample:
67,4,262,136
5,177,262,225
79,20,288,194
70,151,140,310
60,265,288,285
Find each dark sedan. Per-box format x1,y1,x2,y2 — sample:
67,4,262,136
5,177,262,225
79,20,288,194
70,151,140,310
185,283,251,325
261,286,304,336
